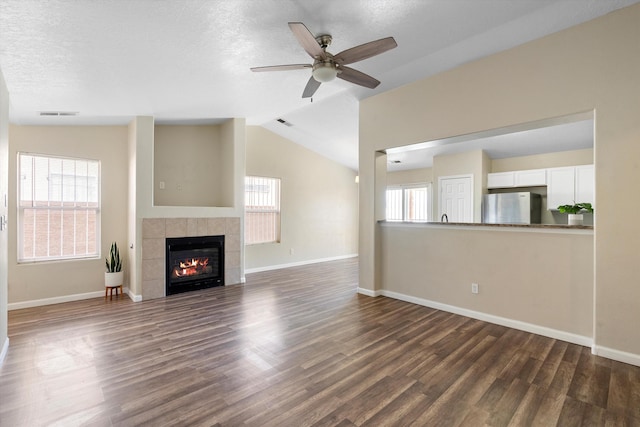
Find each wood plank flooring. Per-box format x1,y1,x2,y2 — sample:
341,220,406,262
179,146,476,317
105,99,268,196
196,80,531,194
1,258,639,426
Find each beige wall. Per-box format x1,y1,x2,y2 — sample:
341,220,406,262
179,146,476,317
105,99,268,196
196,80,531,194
245,126,358,270
8,125,129,303
386,167,432,186
360,4,640,360
380,224,593,338
154,125,224,207
491,148,593,172
0,68,9,357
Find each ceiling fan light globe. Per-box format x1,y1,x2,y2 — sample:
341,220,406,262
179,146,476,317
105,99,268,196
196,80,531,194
312,64,338,83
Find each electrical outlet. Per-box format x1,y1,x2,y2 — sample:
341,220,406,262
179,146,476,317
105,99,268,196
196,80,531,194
290,248,295,255
471,283,479,294
159,181,165,190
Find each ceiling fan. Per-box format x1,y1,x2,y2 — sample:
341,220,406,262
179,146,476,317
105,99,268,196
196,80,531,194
251,22,397,98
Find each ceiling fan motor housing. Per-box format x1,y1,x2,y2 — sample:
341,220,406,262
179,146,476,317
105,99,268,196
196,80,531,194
312,56,338,82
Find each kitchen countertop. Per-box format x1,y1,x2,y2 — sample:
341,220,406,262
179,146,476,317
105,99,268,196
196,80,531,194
378,220,593,231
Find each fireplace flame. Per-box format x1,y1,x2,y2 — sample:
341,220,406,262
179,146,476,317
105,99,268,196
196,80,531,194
174,257,210,277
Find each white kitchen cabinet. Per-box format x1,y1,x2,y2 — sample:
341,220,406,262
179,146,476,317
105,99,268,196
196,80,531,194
575,164,595,208
514,168,547,187
487,172,515,188
489,166,593,210
487,168,546,189
547,165,594,210
547,167,575,209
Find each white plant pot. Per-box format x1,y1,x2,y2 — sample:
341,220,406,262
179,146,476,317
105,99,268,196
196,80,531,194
105,271,124,287
568,213,584,226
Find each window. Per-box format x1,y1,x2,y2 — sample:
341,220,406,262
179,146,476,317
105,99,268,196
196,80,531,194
18,153,100,262
386,183,430,222
245,176,281,245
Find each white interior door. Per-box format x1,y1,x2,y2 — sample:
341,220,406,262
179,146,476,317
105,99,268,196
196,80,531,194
438,175,473,223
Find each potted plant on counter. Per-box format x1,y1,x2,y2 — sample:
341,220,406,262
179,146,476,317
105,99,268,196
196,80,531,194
105,241,123,288
558,202,593,226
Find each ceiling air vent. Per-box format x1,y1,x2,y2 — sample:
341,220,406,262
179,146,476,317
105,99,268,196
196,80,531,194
276,118,293,127
38,111,79,117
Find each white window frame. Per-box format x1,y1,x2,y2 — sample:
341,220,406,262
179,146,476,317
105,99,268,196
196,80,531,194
244,175,281,245
17,152,101,263
386,182,432,222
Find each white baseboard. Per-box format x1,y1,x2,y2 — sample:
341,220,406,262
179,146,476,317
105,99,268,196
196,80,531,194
0,337,8,366
357,287,382,297
592,344,640,367
127,288,142,302
245,253,358,275
378,289,593,348
9,287,138,310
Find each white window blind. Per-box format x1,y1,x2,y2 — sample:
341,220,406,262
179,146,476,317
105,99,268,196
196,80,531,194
245,176,281,245
404,186,428,221
386,188,403,221
18,153,100,262
386,183,430,222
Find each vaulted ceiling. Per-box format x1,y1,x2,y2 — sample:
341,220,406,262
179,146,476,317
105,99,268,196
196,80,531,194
0,0,637,170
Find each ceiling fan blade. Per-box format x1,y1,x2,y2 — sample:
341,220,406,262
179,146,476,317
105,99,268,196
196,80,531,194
337,66,380,89
288,22,325,59
302,76,321,98
251,64,312,72
334,37,397,65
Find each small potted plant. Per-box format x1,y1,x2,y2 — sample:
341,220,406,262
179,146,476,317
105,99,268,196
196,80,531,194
105,241,124,288
557,202,593,225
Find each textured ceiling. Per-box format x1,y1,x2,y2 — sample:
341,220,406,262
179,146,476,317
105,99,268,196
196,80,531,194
0,0,637,170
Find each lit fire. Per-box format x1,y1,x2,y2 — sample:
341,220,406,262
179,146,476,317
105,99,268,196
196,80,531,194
174,257,210,277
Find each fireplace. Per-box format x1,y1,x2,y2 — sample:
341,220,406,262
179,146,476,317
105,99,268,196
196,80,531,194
165,235,225,295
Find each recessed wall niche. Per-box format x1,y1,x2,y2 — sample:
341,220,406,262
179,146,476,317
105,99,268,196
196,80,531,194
153,121,234,207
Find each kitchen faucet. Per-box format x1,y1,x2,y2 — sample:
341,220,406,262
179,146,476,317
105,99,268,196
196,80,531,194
441,213,448,223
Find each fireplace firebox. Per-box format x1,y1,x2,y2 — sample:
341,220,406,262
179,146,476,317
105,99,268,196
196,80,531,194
165,235,224,295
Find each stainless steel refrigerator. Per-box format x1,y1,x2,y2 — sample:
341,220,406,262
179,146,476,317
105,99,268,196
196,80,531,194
482,192,542,224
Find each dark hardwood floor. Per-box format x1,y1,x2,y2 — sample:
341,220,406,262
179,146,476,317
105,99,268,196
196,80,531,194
1,258,639,426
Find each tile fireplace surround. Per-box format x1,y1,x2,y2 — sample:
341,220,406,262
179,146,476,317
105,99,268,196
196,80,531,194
141,217,241,300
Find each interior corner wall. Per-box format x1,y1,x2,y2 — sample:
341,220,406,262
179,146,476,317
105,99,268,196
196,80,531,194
481,150,491,198
359,4,640,358
219,119,238,210
0,68,10,361
224,118,246,277
244,126,358,270
127,119,139,297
